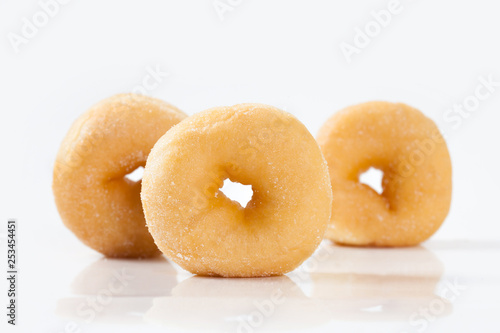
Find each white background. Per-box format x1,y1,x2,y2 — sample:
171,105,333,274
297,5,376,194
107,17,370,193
1,0,500,332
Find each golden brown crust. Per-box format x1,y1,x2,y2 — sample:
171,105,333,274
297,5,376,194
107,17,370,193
53,93,187,258
142,103,332,277
317,101,452,246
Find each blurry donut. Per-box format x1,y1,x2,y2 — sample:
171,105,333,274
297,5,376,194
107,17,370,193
53,93,186,258
317,101,452,246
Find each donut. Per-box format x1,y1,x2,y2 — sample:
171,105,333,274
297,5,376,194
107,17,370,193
317,101,452,246
53,93,187,258
141,103,332,277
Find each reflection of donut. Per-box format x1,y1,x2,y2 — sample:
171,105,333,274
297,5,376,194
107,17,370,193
145,276,330,332
311,246,443,301
71,257,177,297
309,244,452,321
56,257,178,325
308,244,445,277
317,102,452,246
171,276,303,298
53,94,187,258
142,104,332,277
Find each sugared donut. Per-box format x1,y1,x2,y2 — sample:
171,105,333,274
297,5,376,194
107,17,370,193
141,103,332,277
53,94,187,258
317,101,452,246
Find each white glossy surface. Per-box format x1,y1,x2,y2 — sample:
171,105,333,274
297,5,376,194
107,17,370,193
6,240,499,333
2,1,500,332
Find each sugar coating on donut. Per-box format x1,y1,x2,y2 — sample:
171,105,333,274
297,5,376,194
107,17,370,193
317,101,452,247
53,93,187,258
142,103,333,277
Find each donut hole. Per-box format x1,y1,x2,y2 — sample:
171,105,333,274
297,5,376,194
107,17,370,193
359,167,384,195
219,178,253,208
125,166,144,182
